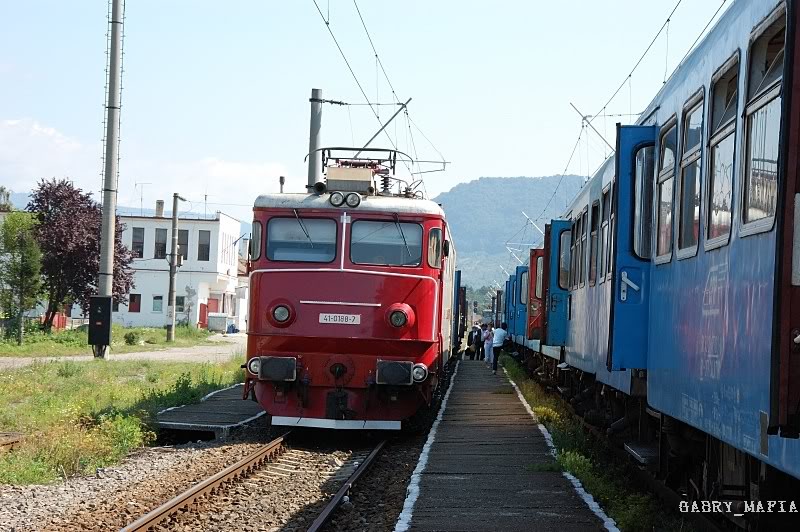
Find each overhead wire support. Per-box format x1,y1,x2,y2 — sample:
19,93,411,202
588,0,684,125
570,102,615,153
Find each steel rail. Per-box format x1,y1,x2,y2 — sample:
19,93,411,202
306,439,387,532
120,432,290,532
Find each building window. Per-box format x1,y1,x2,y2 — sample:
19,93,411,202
175,296,185,313
708,58,739,241
131,227,144,258
198,230,210,261
678,97,704,251
743,15,784,225
427,228,442,268
152,295,163,313
267,217,337,263
178,229,189,260
589,202,599,285
112,300,119,312
154,228,167,259
129,294,141,313
656,122,677,258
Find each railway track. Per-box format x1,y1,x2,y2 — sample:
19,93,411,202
120,431,386,531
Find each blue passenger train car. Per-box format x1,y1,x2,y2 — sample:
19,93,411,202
501,1,800,525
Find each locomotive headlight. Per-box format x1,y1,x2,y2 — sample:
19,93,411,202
389,310,407,327
412,364,428,382
247,357,261,375
345,193,361,208
273,305,290,323
329,191,345,207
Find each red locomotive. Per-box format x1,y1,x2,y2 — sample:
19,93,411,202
243,148,458,429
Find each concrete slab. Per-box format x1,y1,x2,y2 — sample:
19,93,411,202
401,360,608,531
156,384,264,439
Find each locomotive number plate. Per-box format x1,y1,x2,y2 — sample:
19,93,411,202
319,313,361,325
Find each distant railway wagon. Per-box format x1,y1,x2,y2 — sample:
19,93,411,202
244,148,458,430
502,1,800,526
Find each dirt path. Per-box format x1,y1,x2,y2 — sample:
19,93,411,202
0,334,246,371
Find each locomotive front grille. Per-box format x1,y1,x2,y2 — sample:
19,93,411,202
258,356,297,382
376,360,413,385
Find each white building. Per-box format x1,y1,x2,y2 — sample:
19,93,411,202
113,203,248,330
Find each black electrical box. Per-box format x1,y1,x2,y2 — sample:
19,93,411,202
88,296,112,346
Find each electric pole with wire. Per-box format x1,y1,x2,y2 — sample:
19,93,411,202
166,193,186,342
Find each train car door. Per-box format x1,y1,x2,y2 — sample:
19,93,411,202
545,221,570,345
607,124,656,370
528,248,545,340
514,265,529,343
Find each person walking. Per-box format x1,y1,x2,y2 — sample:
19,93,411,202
491,322,508,375
483,324,494,369
478,323,488,361
467,324,481,360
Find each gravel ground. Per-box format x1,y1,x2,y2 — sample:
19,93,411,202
0,417,278,532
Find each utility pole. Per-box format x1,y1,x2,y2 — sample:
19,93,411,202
92,0,124,359
166,193,186,341
307,88,323,190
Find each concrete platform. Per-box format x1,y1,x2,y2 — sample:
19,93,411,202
156,384,265,439
398,360,610,531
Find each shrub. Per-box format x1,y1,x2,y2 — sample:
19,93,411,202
123,331,142,345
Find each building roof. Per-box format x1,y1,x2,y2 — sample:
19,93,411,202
254,193,445,217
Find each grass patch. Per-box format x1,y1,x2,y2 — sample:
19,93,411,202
0,357,243,484
0,324,215,357
501,354,693,532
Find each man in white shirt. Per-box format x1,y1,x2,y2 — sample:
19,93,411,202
490,322,508,375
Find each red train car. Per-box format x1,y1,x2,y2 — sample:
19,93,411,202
243,150,457,429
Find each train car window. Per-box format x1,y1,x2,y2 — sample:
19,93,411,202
267,217,337,263
427,228,442,268
656,122,677,259
570,220,578,289
519,271,529,305
536,256,544,298
743,16,784,227
250,221,262,260
559,229,571,290
350,220,423,266
574,216,582,288
580,209,588,286
600,190,610,276
707,59,739,243
634,147,655,259
589,202,599,285
608,183,615,275
678,99,704,251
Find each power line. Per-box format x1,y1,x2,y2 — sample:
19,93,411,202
677,0,728,67
353,0,400,102
589,0,684,124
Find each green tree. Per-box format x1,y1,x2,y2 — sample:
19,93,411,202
0,186,12,212
0,212,42,344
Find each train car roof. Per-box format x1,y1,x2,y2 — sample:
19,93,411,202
254,193,446,217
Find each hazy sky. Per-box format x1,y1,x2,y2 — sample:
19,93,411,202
0,0,730,222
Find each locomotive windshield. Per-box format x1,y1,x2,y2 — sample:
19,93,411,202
350,220,423,266
267,217,337,262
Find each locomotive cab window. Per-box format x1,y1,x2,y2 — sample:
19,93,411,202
250,221,262,260
678,94,704,253
707,56,739,245
742,13,785,229
656,120,678,260
427,228,442,268
267,217,337,263
351,220,423,266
